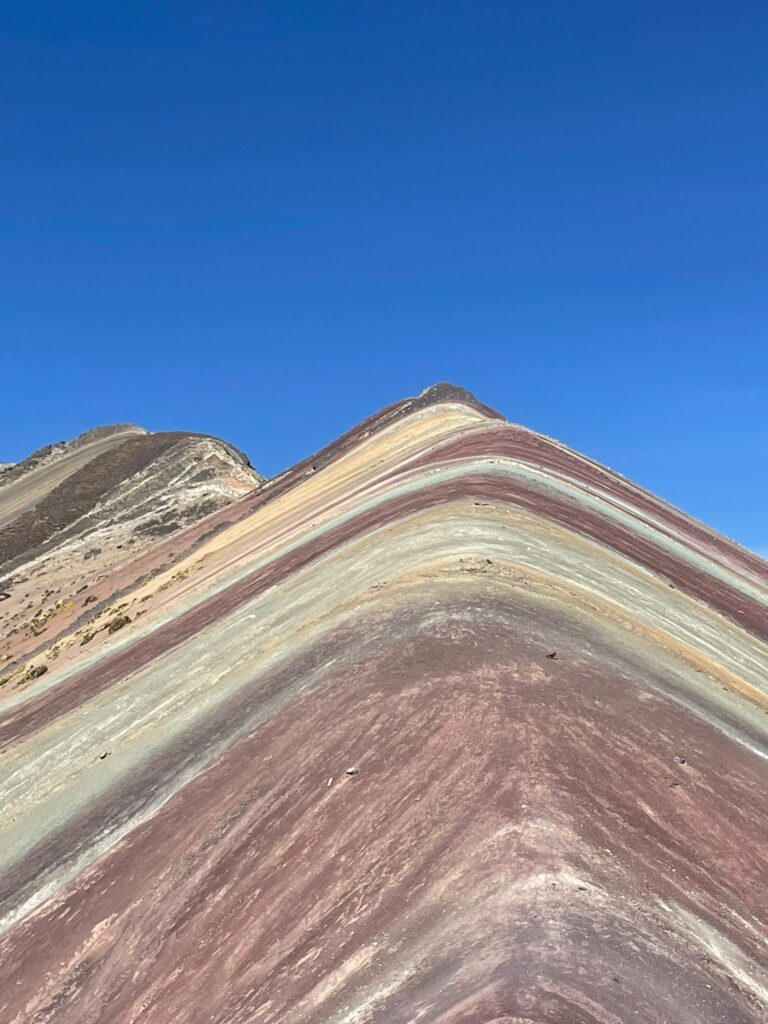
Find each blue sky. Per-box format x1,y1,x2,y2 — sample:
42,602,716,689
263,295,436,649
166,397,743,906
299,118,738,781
3,2,767,554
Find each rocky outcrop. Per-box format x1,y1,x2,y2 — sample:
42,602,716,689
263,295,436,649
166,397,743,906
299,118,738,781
0,388,766,1024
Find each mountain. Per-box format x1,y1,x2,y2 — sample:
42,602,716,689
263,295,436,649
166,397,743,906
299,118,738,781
0,426,262,673
1,386,766,1024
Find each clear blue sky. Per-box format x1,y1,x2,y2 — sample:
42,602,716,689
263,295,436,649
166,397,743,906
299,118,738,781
3,2,767,554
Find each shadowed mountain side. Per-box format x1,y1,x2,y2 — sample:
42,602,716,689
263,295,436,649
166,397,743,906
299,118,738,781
0,425,147,532
0,385,766,1024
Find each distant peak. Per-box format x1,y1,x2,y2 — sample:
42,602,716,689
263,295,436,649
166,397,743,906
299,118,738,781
413,382,505,420
418,382,480,403
72,424,148,444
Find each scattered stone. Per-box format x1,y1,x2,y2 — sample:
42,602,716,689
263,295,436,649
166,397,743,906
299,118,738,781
99,751,110,760
346,767,359,776
106,615,131,634
546,651,557,659
673,755,686,765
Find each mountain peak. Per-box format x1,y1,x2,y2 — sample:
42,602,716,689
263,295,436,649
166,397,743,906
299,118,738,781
1,392,766,1023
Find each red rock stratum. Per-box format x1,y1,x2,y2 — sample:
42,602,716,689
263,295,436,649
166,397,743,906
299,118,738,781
0,385,766,1024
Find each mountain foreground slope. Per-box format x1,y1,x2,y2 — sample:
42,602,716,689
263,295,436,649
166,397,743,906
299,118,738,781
0,385,766,1024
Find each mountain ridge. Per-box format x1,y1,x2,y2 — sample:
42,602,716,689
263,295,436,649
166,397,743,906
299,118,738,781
0,386,766,1024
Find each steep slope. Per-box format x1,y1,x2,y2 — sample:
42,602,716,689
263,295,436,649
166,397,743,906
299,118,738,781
0,386,766,1024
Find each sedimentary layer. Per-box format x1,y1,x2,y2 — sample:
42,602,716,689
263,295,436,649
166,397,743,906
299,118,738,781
0,385,766,1024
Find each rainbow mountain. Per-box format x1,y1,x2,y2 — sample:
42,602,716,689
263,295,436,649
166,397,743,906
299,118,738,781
1,385,766,1024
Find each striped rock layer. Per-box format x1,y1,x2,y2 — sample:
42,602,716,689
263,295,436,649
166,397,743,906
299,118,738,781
0,385,766,1024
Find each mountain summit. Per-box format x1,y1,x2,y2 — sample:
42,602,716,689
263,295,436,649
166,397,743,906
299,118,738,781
1,388,766,1024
